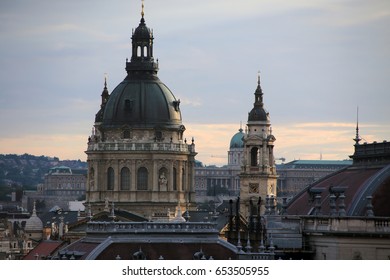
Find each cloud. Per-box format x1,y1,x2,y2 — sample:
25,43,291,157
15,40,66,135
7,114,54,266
185,121,390,166
0,120,388,167
308,0,390,27
180,97,202,107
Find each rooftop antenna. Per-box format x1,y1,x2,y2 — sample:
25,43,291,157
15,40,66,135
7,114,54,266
353,106,361,145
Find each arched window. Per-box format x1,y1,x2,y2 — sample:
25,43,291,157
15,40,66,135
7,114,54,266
137,167,148,190
143,46,148,57
120,167,131,190
137,46,141,57
251,147,258,166
173,167,177,191
107,167,114,190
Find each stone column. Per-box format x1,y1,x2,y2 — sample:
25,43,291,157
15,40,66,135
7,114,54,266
131,160,136,191
169,161,174,192
178,161,183,194
314,194,322,216
365,195,374,217
152,160,158,192
329,194,337,217
338,193,346,217
115,160,120,192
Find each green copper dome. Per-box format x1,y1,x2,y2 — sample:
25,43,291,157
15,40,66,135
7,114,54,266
230,128,244,149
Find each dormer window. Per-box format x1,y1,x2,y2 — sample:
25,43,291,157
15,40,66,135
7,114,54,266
123,130,130,139
173,100,180,111
124,99,133,112
155,130,162,141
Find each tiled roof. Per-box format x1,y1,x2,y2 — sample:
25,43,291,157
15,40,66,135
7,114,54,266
23,240,65,260
286,165,389,216
96,242,237,260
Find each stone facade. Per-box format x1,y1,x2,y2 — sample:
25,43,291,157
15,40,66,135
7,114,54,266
194,165,240,203
40,166,86,199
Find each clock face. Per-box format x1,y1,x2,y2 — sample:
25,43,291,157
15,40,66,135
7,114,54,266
249,183,259,193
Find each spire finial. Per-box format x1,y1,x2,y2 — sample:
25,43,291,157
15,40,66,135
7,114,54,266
104,73,108,88
257,70,261,85
32,200,37,216
354,106,361,145
141,0,145,18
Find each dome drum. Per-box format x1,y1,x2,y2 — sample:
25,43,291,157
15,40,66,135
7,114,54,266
125,60,158,75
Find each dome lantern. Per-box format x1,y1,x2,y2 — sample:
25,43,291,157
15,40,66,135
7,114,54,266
126,1,158,77
248,72,269,123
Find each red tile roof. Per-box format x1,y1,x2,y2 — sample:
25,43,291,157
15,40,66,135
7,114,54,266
23,240,65,260
286,167,381,216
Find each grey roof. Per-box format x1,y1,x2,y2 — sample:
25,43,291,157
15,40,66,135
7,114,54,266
102,79,182,129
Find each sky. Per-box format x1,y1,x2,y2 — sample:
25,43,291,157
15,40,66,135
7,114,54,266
0,0,389,166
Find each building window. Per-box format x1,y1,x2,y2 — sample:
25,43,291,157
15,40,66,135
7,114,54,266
137,167,148,190
107,167,114,190
173,168,177,190
120,167,131,190
251,147,258,166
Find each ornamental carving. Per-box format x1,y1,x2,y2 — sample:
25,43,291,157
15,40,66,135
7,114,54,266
249,183,259,193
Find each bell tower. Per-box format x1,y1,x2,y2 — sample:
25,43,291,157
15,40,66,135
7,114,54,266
239,73,278,216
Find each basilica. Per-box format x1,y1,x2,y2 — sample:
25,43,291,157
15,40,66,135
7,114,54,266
85,6,197,220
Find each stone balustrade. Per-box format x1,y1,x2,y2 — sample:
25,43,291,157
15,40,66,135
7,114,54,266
303,216,390,234
87,142,194,153
86,221,217,234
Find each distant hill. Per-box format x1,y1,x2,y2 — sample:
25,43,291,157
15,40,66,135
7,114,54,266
0,153,87,188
